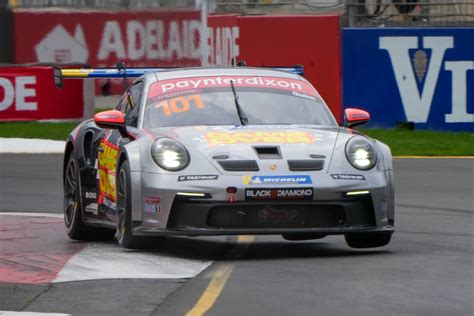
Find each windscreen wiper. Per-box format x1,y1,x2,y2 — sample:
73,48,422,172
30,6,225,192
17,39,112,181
230,80,248,125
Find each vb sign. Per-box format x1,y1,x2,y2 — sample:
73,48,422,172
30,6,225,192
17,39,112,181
343,28,474,131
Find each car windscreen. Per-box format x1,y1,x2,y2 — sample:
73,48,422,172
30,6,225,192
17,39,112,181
143,75,337,128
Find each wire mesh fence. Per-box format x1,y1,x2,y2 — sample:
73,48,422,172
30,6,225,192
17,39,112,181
5,0,474,26
345,0,474,26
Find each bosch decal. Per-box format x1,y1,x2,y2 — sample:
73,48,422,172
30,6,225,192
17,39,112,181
243,175,312,185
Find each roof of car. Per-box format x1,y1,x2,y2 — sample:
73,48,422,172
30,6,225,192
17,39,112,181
147,67,303,82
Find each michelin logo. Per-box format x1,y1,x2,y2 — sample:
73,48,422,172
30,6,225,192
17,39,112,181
244,175,312,185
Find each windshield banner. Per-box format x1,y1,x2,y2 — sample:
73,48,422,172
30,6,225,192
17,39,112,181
148,76,318,101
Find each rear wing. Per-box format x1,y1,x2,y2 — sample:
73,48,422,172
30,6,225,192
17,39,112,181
54,65,304,88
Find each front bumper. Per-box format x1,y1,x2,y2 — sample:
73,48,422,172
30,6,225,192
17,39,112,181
132,171,394,236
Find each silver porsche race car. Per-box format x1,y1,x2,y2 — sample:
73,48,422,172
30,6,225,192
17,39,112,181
62,66,394,249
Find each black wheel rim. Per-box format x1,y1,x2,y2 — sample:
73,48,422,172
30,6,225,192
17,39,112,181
116,168,127,243
64,159,78,227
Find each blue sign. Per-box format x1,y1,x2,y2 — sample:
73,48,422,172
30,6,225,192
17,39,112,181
343,28,474,131
243,175,312,185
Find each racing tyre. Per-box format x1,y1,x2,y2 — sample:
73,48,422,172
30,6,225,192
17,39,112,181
344,232,392,248
64,149,91,240
116,160,164,249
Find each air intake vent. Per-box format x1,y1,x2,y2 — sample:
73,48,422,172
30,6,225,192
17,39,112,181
253,146,281,159
218,160,259,171
288,159,324,171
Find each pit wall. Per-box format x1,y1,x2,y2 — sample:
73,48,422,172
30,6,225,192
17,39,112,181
343,28,474,132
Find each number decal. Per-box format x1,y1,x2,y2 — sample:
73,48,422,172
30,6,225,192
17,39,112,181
156,95,204,116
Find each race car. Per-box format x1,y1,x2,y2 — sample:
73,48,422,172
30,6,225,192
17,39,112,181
62,66,394,249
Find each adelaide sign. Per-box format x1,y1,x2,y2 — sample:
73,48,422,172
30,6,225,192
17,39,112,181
343,28,474,131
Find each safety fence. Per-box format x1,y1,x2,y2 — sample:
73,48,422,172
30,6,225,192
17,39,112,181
345,0,474,27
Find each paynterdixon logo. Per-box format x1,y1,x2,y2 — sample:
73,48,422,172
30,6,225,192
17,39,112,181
380,36,473,123
243,175,312,185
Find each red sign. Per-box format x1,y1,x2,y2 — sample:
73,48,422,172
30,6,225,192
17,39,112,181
207,14,239,66
237,15,343,121
14,11,201,67
0,67,87,121
14,10,202,95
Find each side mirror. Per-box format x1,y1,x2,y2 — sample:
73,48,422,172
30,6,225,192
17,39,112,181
344,108,370,128
94,110,128,137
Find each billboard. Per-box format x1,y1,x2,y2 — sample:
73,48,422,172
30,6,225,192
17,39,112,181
343,28,474,131
0,66,92,121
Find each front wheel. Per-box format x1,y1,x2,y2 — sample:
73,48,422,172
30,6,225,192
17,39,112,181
116,160,164,249
345,232,392,249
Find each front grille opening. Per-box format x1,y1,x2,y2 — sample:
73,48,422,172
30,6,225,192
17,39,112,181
218,160,259,171
207,204,346,229
253,146,282,159
287,159,324,171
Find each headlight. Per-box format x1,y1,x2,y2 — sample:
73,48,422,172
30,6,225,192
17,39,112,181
345,137,377,170
151,138,190,171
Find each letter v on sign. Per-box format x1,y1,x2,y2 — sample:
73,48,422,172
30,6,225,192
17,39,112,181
379,37,453,123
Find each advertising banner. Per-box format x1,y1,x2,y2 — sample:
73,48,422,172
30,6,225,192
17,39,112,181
343,28,474,131
14,10,202,95
207,14,239,66
237,15,342,121
0,66,92,121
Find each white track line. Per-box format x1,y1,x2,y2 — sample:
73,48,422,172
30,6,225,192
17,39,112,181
53,243,211,283
0,212,63,218
0,312,70,316
0,138,65,154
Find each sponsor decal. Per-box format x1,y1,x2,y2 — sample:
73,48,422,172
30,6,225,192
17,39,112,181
331,174,366,180
102,196,116,210
148,76,309,97
206,131,315,145
98,137,119,201
292,91,317,101
84,203,98,215
85,191,97,199
178,175,219,181
245,188,313,201
144,196,160,214
257,206,298,224
243,175,312,185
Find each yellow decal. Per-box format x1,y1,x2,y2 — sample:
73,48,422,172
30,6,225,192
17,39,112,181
206,131,315,145
98,139,119,201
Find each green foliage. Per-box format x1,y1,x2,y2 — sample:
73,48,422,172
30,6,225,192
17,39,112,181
361,129,474,156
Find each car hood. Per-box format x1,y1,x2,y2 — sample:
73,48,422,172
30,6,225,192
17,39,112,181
148,125,341,173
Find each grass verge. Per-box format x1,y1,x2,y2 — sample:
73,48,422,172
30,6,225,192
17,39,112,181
0,122,78,141
0,122,472,156
361,128,473,156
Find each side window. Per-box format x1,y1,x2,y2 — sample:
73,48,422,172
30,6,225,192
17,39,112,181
126,81,144,127
116,93,128,112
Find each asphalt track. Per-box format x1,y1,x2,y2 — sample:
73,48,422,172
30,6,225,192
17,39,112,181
0,154,473,315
